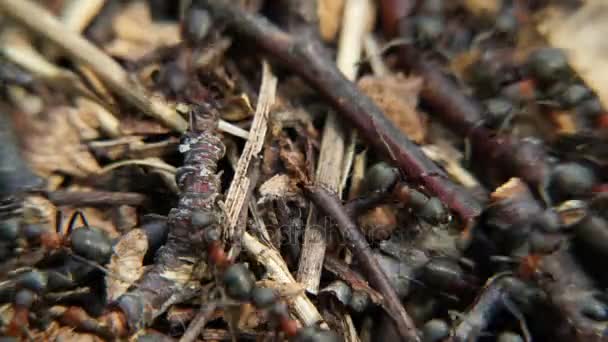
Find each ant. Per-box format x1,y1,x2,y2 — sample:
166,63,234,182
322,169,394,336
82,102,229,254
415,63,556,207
1,209,114,338
2,208,112,268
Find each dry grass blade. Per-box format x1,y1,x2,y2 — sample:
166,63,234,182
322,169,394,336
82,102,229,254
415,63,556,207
298,0,373,295
60,0,107,33
242,232,324,327
224,61,277,241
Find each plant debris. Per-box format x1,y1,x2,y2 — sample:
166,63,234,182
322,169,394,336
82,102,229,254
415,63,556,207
2,0,608,341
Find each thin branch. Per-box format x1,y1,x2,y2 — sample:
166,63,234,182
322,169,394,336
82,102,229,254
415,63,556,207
60,0,106,33
304,185,420,342
197,0,482,224
47,190,148,207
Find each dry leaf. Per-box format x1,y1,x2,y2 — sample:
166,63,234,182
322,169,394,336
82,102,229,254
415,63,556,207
538,1,608,110
104,1,180,60
358,75,427,143
258,174,300,204
23,106,101,178
106,228,148,301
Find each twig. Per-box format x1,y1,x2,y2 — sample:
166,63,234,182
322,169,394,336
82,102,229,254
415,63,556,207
179,303,218,342
304,185,420,342
0,30,102,102
60,0,106,33
298,0,372,295
224,61,276,240
57,0,120,133
218,120,250,140
241,232,324,327
197,0,482,224
47,190,148,207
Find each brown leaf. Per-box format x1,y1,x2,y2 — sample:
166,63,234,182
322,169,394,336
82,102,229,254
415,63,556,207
104,1,180,60
358,75,427,143
22,106,101,178
106,228,148,301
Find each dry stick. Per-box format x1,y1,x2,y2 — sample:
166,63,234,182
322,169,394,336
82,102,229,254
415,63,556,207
198,0,482,224
60,0,107,33
47,190,148,207
380,0,550,191
241,232,324,327
304,185,420,342
224,61,277,242
298,0,372,295
0,0,246,139
178,303,218,342
362,33,481,192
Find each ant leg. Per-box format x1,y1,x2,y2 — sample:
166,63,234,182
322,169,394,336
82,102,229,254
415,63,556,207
66,210,89,236
55,209,64,235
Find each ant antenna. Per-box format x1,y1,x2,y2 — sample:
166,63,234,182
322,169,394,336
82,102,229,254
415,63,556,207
65,210,89,236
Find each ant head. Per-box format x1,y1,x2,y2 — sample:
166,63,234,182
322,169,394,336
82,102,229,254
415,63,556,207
69,226,113,264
